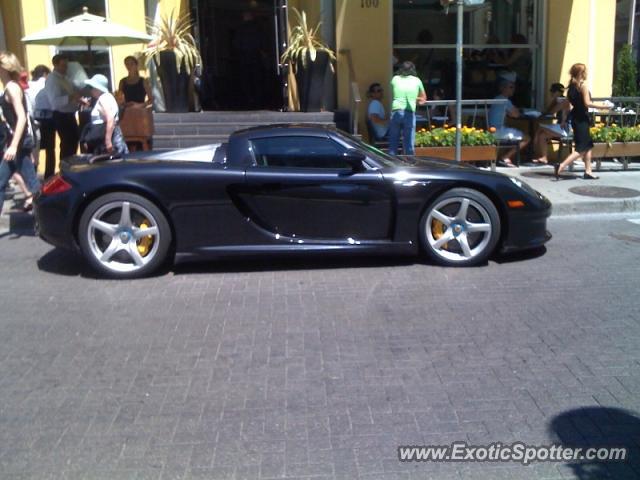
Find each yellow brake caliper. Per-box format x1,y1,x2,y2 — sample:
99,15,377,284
137,221,154,256
431,218,448,249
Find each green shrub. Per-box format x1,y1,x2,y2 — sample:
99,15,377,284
612,44,638,97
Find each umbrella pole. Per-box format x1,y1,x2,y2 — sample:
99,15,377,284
87,38,93,76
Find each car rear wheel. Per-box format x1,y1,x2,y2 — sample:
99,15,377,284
78,192,172,278
420,188,500,266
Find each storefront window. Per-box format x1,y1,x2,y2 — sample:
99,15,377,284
50,0,110,81
393,0,539,108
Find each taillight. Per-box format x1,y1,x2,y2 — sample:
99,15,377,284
41,175,72,196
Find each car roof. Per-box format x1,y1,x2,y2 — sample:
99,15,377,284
233,123,339,138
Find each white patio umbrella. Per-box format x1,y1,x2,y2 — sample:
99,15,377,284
21,7,152,68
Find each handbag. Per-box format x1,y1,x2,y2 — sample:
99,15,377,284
80,122,107,151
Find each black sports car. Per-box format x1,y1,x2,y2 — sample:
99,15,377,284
35,124,551,278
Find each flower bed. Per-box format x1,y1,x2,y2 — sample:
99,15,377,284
415,126,496,147
590,123,640,144
414,126,497,162
588,124,640,170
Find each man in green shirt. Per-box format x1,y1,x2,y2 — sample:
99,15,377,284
389,61,427,155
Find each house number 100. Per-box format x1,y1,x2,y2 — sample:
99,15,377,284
361,0,380,7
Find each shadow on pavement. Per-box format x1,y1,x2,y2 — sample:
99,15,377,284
549,407,640,479
172,254,418,275
37,247,98,277
37,247,546,278
493,246,547,264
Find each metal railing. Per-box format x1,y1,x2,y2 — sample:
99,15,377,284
339,49,361,135
417,98,509,129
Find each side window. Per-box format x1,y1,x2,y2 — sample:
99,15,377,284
251,136,349,169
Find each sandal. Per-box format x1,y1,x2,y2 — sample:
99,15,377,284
22,194,34,212
499,159,516,168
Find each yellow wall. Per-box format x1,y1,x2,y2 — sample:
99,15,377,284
546,0,615,101
108,0,148,86
21,0,54,73
159,0,190,18
335,0,392,136
0,0,24,59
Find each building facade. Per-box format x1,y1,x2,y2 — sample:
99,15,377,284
1,0,621,133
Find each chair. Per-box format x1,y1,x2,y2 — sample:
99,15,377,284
366,118,390,150
493,128,523,166
120,107,154,151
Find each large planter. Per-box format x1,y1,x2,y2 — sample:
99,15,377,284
295,51,330,112
155,51,189,113
414,145,497,162
591,142,640,158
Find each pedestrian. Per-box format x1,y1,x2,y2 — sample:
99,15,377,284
117,55,153,107
44,54,81,161
388,61,426,155
116,55,154,151
555,63,610,180
81,74,128,156
0,51,40,213
29,64,56,178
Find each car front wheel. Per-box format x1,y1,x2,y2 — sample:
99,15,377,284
78,192,172,278
420,188,500,266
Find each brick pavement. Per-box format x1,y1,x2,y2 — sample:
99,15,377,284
0,215,639,479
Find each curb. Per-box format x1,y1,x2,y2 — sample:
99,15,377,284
550,198,640,217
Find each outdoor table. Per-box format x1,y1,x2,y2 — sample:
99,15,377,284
592,109,638,127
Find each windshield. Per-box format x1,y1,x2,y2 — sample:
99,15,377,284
337,131,406,168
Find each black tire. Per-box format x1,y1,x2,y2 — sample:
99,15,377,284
78,192,172,278
419,187,500,266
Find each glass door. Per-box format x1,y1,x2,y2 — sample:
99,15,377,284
194,0,287,111
393,0,540,108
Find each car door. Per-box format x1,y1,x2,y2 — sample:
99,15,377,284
242,135,394,241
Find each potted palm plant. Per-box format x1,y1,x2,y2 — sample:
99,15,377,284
142,10,201,112
280,8,336,112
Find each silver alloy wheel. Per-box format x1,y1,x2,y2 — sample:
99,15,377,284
425,196,493,263
86,200,161,273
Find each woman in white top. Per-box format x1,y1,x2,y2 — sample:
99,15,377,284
83,74,128,155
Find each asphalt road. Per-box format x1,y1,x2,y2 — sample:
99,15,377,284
0,214,639,480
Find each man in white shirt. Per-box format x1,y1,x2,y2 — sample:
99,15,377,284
44,54,81,160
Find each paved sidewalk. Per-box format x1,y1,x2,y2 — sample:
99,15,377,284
499,162,640,216
2,162,639,231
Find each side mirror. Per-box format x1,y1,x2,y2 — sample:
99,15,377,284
342,149,366,172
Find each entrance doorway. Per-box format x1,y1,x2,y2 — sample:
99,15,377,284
194,0,287,111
